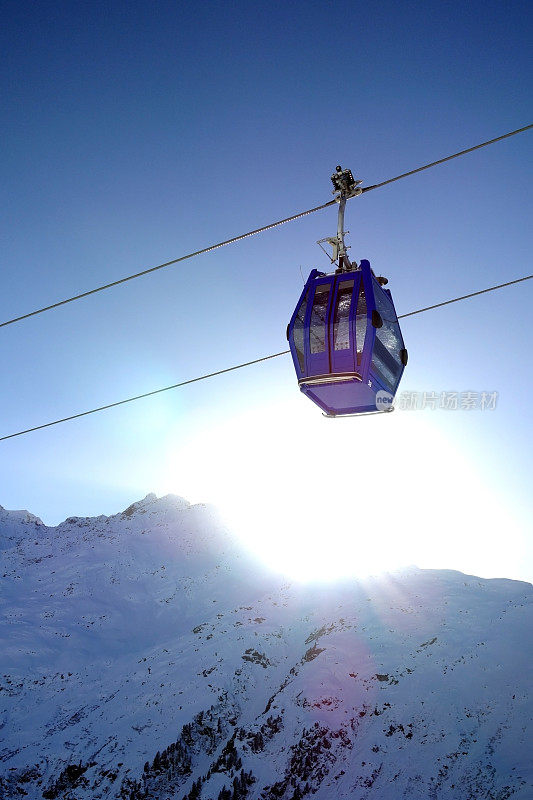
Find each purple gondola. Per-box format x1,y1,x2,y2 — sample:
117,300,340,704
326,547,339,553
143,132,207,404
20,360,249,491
287,167,407,416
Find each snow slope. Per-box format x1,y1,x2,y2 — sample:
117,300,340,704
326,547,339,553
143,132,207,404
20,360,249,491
0,494,531,799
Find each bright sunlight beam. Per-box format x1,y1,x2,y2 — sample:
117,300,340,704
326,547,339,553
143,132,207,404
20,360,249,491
157,398,527,582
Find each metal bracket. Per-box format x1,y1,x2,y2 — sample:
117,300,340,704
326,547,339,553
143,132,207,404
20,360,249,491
316,235,349,264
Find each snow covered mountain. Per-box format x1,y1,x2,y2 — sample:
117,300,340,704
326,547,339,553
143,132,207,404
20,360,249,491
0,494,531,800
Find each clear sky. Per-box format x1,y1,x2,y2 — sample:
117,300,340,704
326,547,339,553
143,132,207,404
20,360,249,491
1,1,532,582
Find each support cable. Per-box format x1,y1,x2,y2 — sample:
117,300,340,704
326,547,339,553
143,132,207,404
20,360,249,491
1,273,531,442
362,124,533,193
0,201,335,330
1,124,530,330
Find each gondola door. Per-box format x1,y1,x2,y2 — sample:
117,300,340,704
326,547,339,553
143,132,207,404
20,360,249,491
304,278,333,377
329,274,359,376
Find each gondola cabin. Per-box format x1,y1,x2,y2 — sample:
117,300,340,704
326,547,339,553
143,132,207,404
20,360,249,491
287,259,407,416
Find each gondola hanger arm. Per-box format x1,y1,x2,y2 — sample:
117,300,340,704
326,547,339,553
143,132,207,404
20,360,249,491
320,166,363,272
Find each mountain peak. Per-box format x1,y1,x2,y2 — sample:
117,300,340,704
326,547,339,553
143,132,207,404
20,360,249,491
120,492,190,520
0,504,44,527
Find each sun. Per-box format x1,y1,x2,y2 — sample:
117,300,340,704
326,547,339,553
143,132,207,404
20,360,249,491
158,398,526,583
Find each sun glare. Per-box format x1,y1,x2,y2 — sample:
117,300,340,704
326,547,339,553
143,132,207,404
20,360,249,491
158,399,526,583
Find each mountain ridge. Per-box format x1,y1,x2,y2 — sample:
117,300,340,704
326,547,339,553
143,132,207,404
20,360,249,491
1,494,531,799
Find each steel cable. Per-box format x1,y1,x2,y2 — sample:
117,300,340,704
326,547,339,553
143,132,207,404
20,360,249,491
1,124,530,330
1,273,531,442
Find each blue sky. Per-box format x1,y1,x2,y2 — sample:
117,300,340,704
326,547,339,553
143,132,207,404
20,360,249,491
1,1,531,580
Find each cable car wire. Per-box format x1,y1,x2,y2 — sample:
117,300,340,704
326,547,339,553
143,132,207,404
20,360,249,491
0,351,288,442
1,272,531,442
397,273,533,319
1,124,531,331
0,200,335,330
362,123,533,193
